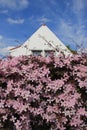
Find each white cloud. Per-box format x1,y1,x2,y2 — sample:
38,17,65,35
7,18,25,24
0,0,29,10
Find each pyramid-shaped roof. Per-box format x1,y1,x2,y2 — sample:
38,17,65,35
10,24,71,56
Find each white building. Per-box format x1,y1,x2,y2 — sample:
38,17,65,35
9,24,71,57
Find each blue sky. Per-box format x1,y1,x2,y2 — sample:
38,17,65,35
0,0,87,56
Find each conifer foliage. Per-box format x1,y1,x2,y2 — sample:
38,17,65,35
0,54,87,130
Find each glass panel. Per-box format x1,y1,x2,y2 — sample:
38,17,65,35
32,50,42,56
45,50,55,57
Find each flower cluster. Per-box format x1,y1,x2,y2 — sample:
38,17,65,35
0,54,87,130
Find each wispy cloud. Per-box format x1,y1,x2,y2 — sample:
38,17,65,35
72,0,86,14
0,46,14,56
49,0,58,6
0,36,15,56
71,0,87,24
7,18,25,24
49,0,87,49
36,16,51,24
0,35,3,40
0,10,8,14
55,19,87,49
28,16,51,26
0,0,29,10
